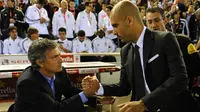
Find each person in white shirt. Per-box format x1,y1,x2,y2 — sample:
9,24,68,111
3,26,23,54
72,30,98,62
75,2,97,41
24,0,50,39
104,5,118,45
93,29,116,53
72,30,93,53
21,27,42,54
98,2,107,29
92,29,116,62
54,27,72,53
52,0,75,41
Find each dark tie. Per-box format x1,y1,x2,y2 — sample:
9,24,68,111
134,45,145,100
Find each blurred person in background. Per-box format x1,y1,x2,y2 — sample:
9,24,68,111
52,0,75,41
3,26,23,54
54,27,72,53
25,0,50,39
21,27,42,53
76,1,97,41
0,0,27,39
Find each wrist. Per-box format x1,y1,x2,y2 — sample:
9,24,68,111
139,100,147,111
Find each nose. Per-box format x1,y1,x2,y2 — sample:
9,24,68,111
113,28,118,35
58,55,63,63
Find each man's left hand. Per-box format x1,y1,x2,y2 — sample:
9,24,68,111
117,100,146,112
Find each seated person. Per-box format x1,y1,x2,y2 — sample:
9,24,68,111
13,39,99,112
92,29,117,62
3,26,23,54
54,27,72,53
21,27,42,53
72,30,98,62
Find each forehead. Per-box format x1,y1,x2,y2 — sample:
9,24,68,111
146,12,162,20
46,48,60,57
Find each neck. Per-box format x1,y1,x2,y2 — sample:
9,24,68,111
36,4,41,9
61,9,66,13
85,10,90,14
131,25,144,43
39,68,54,78
11,36,17,40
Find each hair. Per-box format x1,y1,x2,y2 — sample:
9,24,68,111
27,27,38,38
37,0,46,5
58,27,66,33
146,7,165,19
61,0,68,4
8,26,17,33
28,39,58,68
106,5,113,11
85,1,91,7
77,30,85,37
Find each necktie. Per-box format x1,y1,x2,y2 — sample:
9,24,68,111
134,45,145,100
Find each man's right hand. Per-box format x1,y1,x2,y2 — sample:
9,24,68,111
82,76,100,97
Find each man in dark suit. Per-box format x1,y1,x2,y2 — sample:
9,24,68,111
13,39,99,112
145,7,200,93
82,1,200,112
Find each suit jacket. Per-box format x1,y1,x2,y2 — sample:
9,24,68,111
103,29,200,112
13,66,86,112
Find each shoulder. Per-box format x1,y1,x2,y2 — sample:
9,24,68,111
92,37,99,42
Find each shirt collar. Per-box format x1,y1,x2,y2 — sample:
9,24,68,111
132,26,146,49
38,70,56,82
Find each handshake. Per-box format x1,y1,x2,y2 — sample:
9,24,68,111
81,76,100,97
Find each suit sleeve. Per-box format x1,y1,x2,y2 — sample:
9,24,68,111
102,47,131,96
15,79,84,112
141,32,188,111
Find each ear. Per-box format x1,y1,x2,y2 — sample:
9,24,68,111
125,16,134,26
36,59,44,68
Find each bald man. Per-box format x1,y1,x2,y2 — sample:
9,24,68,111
82,1,200,112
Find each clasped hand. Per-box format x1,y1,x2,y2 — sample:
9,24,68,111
81,76,100,97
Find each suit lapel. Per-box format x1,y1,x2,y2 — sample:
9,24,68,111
143,29,154,72
35,70,55,99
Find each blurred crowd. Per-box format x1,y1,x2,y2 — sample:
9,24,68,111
0,0,199,55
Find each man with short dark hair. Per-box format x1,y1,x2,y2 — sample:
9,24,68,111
14,39,99,112
55,27,72,53
3,26,23,54
72,30,93,53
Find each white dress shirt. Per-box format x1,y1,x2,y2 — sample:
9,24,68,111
132,26,151,95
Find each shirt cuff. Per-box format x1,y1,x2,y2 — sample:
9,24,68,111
95,83,104,95
79,92,88,103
